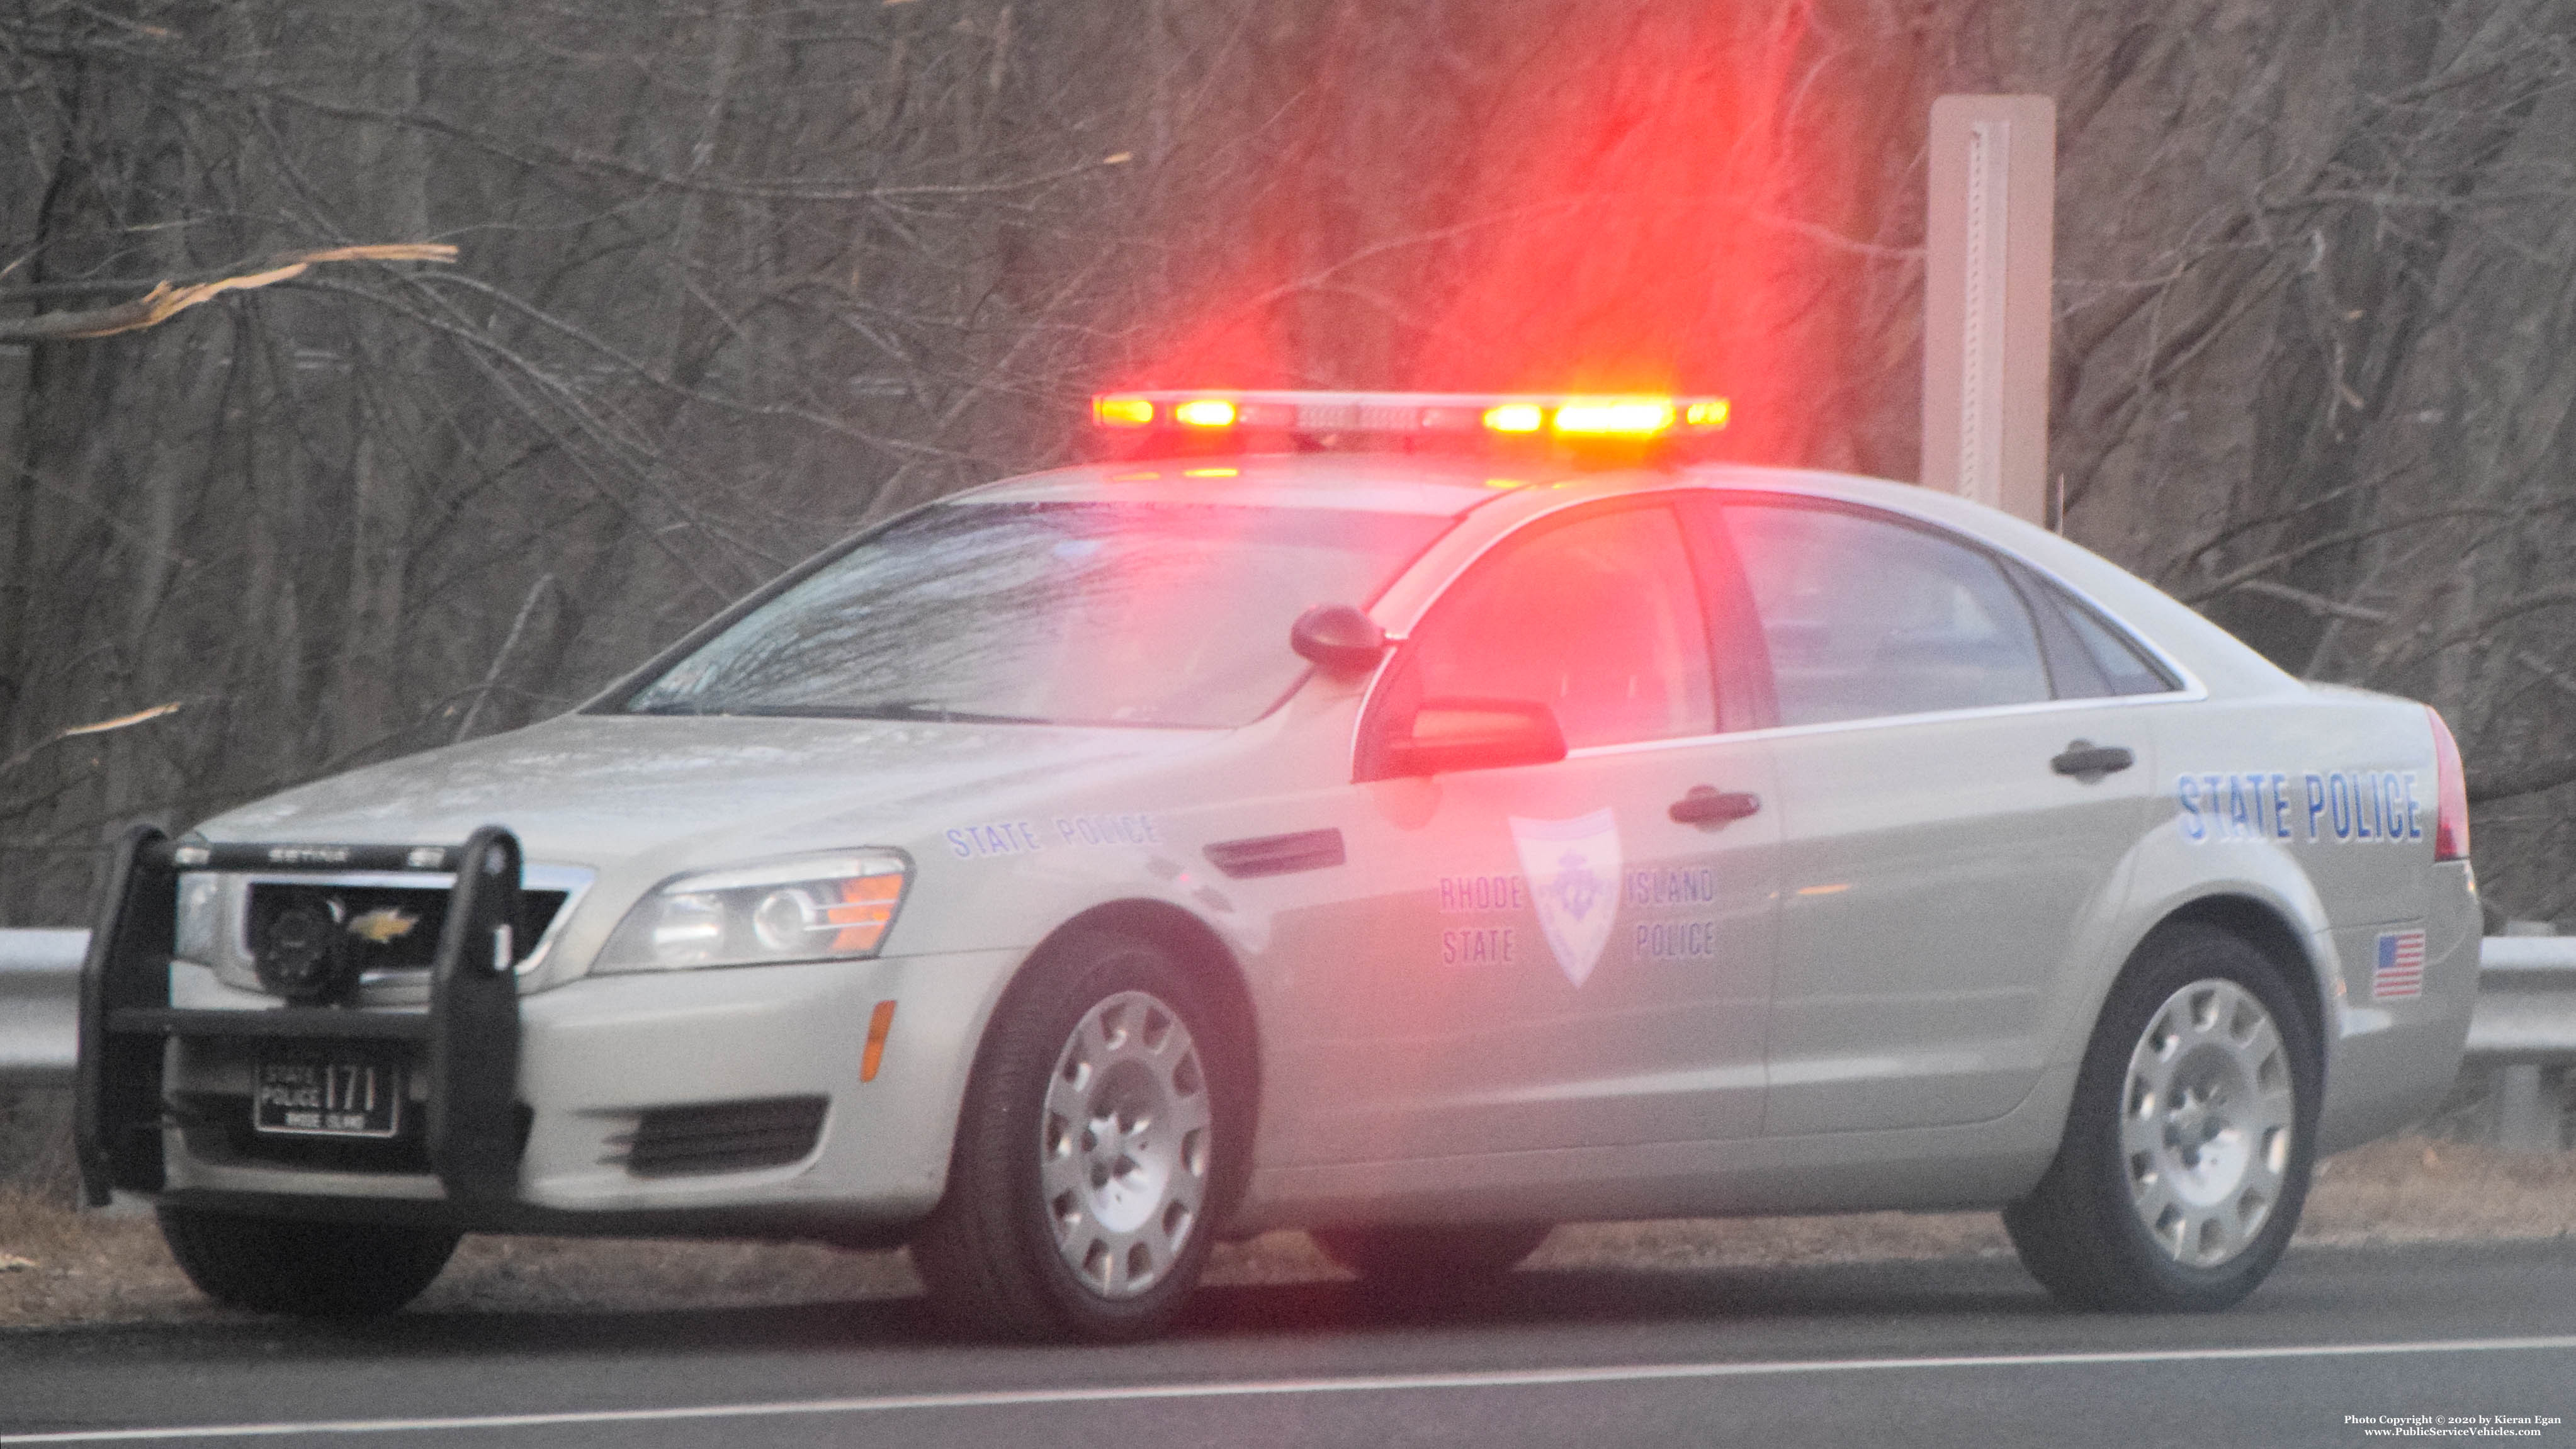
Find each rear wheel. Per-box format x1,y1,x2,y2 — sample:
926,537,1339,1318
1311,1222,1552,1290
911,931,1240,1341
2004,922,2319,1312
157,1206,458,1317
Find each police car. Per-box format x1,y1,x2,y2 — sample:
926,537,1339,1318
74,390,2478,1339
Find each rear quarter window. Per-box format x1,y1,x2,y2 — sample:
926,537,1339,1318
2053,587,2180,696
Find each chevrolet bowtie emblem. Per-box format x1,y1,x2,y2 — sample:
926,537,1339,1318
346,906,421,945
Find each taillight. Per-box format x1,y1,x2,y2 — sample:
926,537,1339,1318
2427,706,2470,862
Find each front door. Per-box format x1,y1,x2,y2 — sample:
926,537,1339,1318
1269,499,1780,1164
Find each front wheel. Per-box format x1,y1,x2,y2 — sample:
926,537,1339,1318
157,1206,458,1317
2004,922,2319,1312
911,930,1241,1341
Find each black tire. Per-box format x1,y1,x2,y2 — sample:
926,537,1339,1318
910,930,1245,1341
157,1205,459,1317
2004,922,2320,1312
1310,1222,1552,1290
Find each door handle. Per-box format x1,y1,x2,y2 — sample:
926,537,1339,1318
1670,786,1761,826
2051,740,2135,782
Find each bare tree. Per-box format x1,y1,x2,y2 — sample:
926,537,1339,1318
9,0,2576,927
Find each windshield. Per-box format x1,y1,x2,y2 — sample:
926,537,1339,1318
619,500,1450,728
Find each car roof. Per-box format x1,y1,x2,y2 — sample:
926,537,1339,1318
953,454,1571,517
950,452,1989,527
950,451,2298,700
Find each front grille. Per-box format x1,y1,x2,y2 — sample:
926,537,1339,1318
621,1097,828,1178
246,884,568,976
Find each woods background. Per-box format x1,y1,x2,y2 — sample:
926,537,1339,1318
6,0,2576,925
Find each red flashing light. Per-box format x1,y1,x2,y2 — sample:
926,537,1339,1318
1090,390,1730,443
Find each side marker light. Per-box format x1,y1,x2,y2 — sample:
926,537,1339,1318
861,1000,897,1083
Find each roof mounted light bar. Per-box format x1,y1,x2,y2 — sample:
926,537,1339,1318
1090,390,1729,443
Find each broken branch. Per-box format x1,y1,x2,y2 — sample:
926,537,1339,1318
0,244,457,342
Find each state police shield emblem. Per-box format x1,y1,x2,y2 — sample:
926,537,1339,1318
1509,808,1622,987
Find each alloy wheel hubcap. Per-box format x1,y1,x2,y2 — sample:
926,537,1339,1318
1038,989,1212,1299
2121,978,2296,1268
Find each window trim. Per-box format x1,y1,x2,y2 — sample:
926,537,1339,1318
1346,482,2206,775
1675,492,1779,733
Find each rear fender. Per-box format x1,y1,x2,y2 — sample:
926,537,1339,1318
2072,830,2339,1095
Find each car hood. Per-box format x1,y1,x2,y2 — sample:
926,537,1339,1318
196,713,1194,867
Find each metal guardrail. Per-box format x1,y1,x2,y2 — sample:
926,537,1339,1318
2461,933,2576,1150
0,928,87,1086
2461,935,2576,1055
5,926,2576,1143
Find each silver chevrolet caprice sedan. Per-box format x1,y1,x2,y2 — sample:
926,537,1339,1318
74,391,2479,1339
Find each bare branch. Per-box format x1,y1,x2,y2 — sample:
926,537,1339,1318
0,701,181,780
0,244,456,341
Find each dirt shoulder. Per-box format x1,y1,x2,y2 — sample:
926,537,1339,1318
4,1136,2570,1331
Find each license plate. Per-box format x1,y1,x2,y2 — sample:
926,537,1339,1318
254,1055,402,1139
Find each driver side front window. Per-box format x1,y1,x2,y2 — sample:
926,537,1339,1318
1401,505,1717,750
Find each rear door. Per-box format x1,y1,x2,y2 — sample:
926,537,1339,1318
1722,498,2173,1137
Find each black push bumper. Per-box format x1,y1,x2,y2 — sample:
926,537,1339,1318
75,825,533,1208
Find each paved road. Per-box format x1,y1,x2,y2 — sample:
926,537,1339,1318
5,1239,2574,1447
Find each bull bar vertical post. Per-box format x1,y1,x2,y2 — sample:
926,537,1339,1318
73,825,175,1206
427,825,528,1204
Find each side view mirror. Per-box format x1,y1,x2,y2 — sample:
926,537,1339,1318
1291,604,1387,677
1384,697,1568,777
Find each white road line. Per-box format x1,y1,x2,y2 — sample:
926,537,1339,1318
9,1334,2576,1443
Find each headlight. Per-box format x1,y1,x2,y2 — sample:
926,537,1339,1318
173,873,225,964
592,850,911,973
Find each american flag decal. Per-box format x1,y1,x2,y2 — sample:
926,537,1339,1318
2373,929,2426,1000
